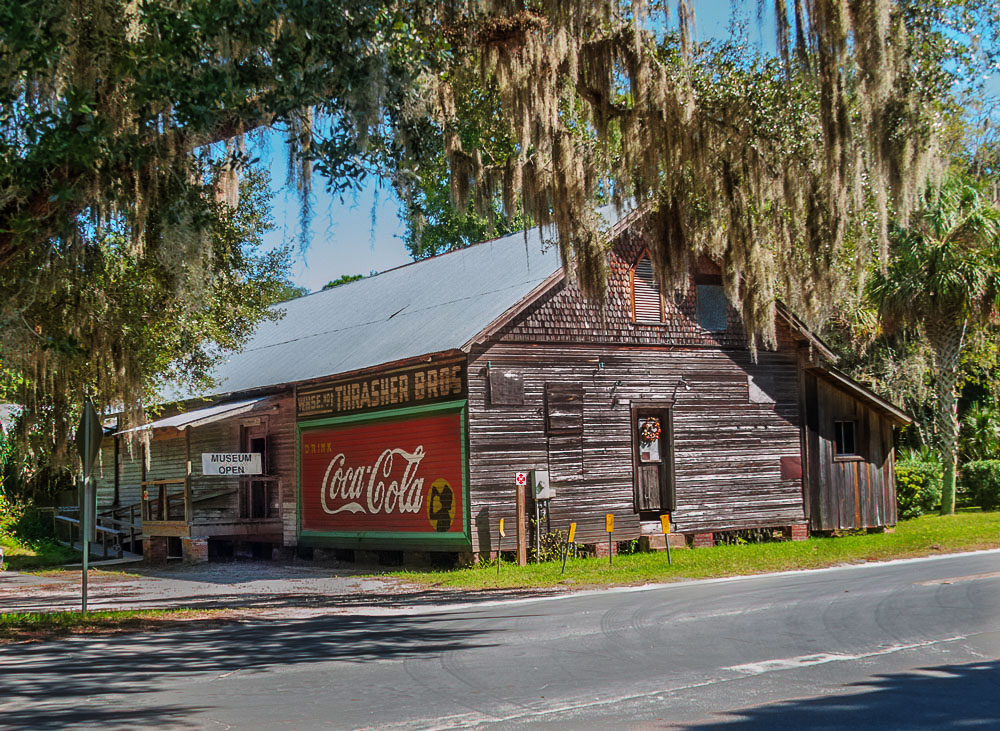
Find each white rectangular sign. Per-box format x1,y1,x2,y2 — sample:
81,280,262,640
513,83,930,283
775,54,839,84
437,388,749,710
201,453,262,476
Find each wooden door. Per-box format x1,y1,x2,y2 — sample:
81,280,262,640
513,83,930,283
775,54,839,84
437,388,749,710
240,419,272,519
632,406,674,513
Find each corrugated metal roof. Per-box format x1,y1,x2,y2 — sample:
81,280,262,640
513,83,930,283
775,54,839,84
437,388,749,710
117,397,271,434
163,217,609,401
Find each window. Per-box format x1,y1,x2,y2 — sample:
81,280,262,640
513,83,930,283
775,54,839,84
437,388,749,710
834,421,857,457
631,255,663,323
489,369,524,405
696,284,727,332
545,383,583,435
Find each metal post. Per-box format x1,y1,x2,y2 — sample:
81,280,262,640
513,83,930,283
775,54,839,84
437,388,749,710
534,501,540,564
82,476,89,614
608,532,613,567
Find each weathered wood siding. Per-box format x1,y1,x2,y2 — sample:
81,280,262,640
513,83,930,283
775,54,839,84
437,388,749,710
467,344,806,551
804,373,898,531
96,393,297,544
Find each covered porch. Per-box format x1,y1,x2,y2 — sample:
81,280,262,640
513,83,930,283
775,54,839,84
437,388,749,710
119,396,286,562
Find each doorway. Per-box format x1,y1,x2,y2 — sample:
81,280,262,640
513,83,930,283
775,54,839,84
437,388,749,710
631,403,674,514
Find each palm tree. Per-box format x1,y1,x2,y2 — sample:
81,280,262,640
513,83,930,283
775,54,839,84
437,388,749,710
869,176,1000,515
960,402,1000,462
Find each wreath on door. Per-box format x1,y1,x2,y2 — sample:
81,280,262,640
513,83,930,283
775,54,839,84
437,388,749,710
640,417,661,443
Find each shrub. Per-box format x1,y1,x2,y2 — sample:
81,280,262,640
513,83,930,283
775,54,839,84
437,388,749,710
0,493,56,543
961,460,1000,511
895,460,943,519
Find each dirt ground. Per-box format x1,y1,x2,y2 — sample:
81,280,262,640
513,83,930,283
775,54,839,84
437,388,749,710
0,559,563,617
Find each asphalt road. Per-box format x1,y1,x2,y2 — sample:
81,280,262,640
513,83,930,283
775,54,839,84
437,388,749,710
3,550,1000,729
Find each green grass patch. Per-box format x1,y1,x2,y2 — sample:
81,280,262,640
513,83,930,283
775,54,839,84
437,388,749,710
1,533,79,571
390,511,1000,590
0,608,234,643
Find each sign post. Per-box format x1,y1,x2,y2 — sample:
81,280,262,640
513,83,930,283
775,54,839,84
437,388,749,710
561,522,576,575
605,514,615,567
514,472,527,566
75,399,103,614
660,513,672,566
497,518,506,581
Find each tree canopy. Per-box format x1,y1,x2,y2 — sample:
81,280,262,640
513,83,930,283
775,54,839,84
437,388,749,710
2,0,996,456
869,176,1000,514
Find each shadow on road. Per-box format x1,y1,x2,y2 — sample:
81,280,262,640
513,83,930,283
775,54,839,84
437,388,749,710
692,659,1000,729
3,585,565,613
0,611,501,729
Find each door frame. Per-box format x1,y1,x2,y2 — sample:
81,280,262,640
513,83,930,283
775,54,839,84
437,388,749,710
630,399,676,513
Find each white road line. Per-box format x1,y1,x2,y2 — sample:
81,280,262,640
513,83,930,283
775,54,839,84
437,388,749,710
366,635,971,730
725,635,967,676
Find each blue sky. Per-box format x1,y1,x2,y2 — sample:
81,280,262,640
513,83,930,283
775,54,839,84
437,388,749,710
264,1,756,292
265,2,1000,292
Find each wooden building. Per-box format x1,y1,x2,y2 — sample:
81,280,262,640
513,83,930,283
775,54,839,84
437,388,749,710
97,209,909,563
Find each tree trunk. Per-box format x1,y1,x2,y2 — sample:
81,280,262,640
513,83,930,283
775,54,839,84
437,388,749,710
927,322,964,515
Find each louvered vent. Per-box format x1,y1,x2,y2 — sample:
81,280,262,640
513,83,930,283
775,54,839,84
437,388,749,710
633,257,663,322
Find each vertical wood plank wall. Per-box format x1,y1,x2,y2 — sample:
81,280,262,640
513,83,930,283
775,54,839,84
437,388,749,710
803,374,898,531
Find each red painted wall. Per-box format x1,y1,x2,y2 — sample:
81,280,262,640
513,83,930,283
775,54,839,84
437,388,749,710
300,411,465,535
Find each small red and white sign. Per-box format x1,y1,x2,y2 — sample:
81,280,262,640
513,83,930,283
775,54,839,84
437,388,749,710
515,471,528,487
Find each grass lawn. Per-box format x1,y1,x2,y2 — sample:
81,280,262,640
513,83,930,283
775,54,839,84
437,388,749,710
1,534,79,571
391,510,1000,590
0,609,237,644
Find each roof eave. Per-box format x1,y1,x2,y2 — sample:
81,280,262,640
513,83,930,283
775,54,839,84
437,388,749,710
461,266,567,351
775,302,839,364
813,365,913,426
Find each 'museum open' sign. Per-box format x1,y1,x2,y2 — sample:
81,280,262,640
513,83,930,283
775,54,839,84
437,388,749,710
201,453,262,476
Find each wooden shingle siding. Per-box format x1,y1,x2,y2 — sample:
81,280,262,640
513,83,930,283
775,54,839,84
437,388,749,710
466,343,806,550
498,230,747,349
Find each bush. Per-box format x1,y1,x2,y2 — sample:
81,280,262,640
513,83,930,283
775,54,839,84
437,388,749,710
0,493,56,543
961,460,1000,511
895,460,943,519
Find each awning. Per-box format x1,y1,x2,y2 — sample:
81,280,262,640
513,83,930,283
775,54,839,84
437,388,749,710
115,397,269,435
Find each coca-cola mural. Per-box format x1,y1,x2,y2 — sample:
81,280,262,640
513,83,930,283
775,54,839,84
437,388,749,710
299,410,466,536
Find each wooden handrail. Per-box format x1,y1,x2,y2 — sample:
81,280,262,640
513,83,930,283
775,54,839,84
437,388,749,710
55,514,124,537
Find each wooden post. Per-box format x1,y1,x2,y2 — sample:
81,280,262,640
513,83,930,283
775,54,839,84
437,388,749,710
184,428,193,524
516,482,527,566
113,430,121,507
141,442,148,521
